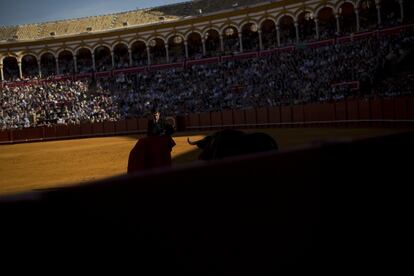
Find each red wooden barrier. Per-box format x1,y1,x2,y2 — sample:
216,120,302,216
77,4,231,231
335,101,347,121
222,110,234,126
256,107,268,124
186,57,219,66
347,99,359,120
95,71,111,78
188,114,200,128
211,112,222,126
150,62,184,71
138,118,149,131
370,99,383,120
407,97,414,120
394,97,408,120
245,109,257,125
304,104,318,122
199,112,211,127
68,124,81,136
0,131,10,142
11,129,27,141
1,96,413,145
319,103,335,122
222,52,258,62
104,121,116,133
382,98,395,120
80,123,92,135
307,39,335,48
292,105,304,123
337,36,352,44
126,119,139,131
233,110,245,125
44,126,56,138
113,66,146,75
267,106,280,124
358,99,370,120
92,122,104,134
280,106,292,123
55,125,69,137
115,120,127,133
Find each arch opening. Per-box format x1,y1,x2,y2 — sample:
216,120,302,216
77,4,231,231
22,55,39,79
241,23,260,52
187,32,203,59
40,53,56,77
261,19,277,49
58,50,74,75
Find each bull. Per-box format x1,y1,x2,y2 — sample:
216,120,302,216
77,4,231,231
187,129,278,161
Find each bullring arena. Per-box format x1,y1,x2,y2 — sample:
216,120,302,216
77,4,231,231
1,0,414,273
1,127,410,195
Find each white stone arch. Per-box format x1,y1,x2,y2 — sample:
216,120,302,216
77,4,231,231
38,50,57,61
259,17,277,28
166,32,186,44
201,26,221,38
145,36,167,46
56,48,75,58
276,13,296,25
239,19,259,31
315,3,338,18
128,38,148,49
295,8,316,22
92,43,112,54
111,40,129,52
336,0,358,13
184,30,203,41
219,23,241,35
21,52,39,62
74,46,93,56
1,53,19,64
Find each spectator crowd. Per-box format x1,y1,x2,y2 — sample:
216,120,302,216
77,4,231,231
1,31,414,130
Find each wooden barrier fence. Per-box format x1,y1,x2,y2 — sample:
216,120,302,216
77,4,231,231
1,96,414,144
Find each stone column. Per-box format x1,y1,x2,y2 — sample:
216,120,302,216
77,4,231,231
128,47,133,66
239,32,243,53
165,44,169,63
111,50,115,69
184,41,189,59
92,53,96,72
37,60,41,78
56,59,60,75
73,56,78,73
336,14,341,34
276,24,281,47
356,9,360,32
399,0,404,22
146,47,151,66
315,18,320,40
0,64,4,82
202,38,206,56
238,32,243,53
258,30,263,50
294,22,299,44
220,34,224,52
376,3,382,27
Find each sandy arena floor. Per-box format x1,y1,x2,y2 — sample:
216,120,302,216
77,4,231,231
0,127,409,196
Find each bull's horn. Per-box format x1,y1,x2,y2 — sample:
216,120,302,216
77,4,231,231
187,137,199,145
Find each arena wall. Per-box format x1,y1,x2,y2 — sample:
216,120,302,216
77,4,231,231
1,96,414,145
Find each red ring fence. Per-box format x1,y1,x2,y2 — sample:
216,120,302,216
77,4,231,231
1,96,414,145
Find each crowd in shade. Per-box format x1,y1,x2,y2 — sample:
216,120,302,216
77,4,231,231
1,31,414,130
